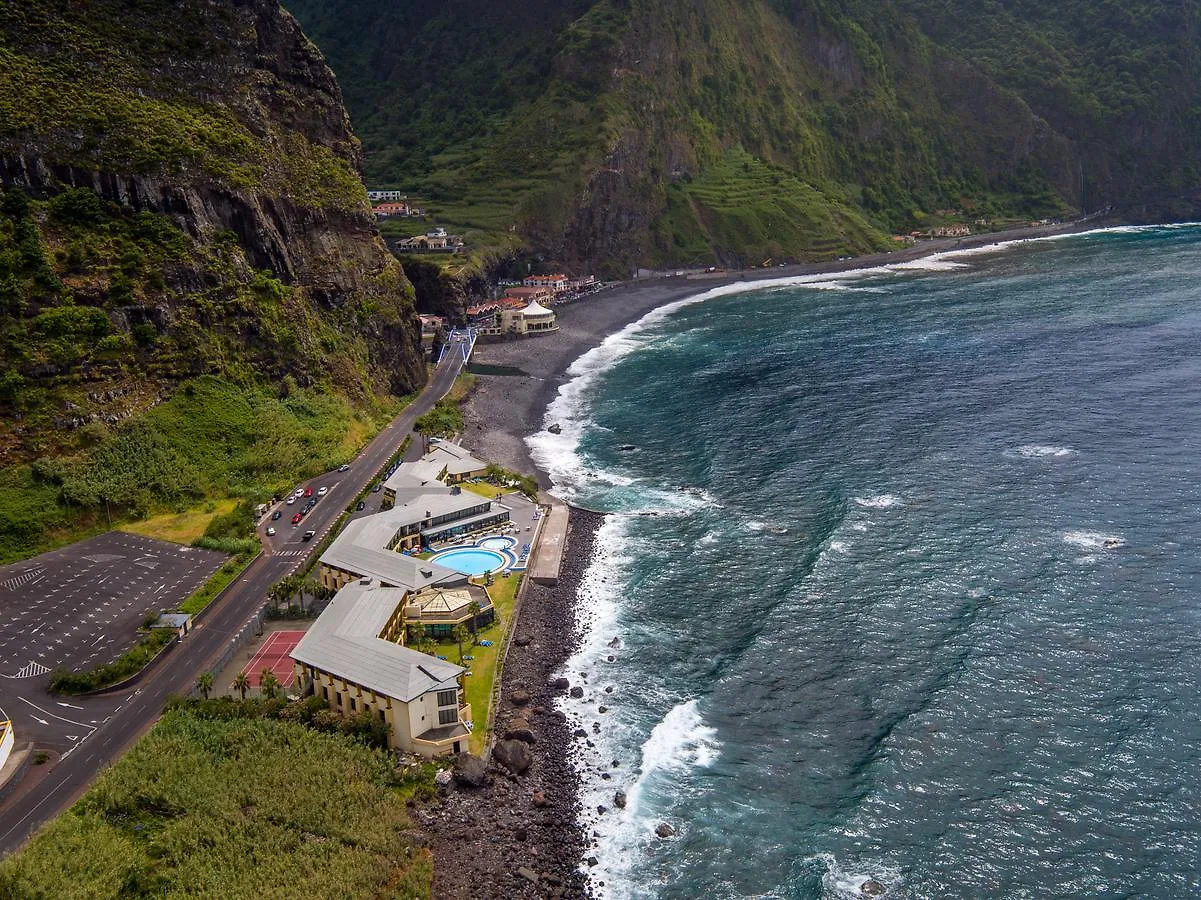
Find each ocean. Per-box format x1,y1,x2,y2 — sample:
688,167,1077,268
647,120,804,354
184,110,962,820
526,226,1201,899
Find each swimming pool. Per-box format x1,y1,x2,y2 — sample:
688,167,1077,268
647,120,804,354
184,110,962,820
429,548,507,576
478,536,516,551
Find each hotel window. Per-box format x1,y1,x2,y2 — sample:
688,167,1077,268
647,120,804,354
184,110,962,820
350,697,357,712
436,689,457,707
438,708,458,726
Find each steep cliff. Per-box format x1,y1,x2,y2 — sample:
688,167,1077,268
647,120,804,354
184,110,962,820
0,0,426,559
0,0,425,458
288,0,1200,272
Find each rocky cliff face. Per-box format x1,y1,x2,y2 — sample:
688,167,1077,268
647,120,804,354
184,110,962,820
0,0,425,462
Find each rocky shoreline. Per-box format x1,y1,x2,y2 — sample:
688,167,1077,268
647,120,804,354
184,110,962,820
417,509,605,899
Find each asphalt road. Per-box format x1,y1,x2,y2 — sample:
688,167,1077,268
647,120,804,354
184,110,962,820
0,347,468,858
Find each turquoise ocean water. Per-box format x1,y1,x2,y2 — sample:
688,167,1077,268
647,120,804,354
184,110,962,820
527,227,1201,898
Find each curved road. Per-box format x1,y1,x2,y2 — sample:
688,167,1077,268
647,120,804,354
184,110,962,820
0,348,467,858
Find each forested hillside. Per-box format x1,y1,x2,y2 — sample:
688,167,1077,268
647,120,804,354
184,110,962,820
287,0,1201,272
0,0,425,560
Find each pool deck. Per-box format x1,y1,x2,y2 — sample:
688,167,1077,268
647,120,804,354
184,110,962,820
528,494,568,586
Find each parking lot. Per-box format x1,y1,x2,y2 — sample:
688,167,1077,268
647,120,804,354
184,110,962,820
0,533,226,750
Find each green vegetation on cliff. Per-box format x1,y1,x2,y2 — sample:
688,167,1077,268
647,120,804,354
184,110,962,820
0,708,431,898
0,1,427,560
288,0,1200,271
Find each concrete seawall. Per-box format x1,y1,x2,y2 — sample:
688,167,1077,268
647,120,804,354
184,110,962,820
527,495,569,585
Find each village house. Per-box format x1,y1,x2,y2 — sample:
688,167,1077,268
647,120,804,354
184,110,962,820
373,201,411,218
396,227,464,254
930,224,971,238
367,189,407,202
418,315,444,348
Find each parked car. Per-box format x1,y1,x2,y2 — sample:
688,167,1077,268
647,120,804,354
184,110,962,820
372,484,381,493
317,486,328,496
271,510,282,520
302,530,315,542
291,513,302,525
304,487,313,497
338,464,350,472
356,501,366,511
266,527,276,536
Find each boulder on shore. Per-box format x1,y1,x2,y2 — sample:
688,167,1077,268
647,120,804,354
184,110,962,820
569,686,584,698
550,676,570,691
655,822,675,839
452,753,489,788
509,688,531,706
531,789,549,808
614,791,627,809
505,718,536,744
493,739,533,774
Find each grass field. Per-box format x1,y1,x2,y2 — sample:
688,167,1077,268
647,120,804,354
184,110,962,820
119,498,240,546
0,710,432,899
427,570,523,754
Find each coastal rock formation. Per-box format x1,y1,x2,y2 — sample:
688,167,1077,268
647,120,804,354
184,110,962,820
452,753,490,788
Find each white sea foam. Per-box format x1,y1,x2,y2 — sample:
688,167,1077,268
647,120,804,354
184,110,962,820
887,255,969,272
809,852,901,899
854,494,904,509
829,540,850,554
1063,530,1126,551
579,699,722,897
1015,444,1079,459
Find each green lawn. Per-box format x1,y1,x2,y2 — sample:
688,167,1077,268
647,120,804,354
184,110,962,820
0,710,432,899
427,571,522,754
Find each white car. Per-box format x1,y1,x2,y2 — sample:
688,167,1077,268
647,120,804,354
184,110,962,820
286,497,295,505
266,527,276,536
317,486,328,496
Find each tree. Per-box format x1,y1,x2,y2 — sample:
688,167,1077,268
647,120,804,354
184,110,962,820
268,579,289,613
260,670,280,700
232,671,250,701
467,600,482,644
408,625,432,655
451,624,468,664
196,671,213,700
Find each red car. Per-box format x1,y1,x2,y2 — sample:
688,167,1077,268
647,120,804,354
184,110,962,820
291,512,303,525
303,486,313,497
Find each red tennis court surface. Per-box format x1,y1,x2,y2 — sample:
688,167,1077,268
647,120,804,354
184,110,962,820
243,630,305,688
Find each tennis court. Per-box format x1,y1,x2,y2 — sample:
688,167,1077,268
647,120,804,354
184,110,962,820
242,630,305,688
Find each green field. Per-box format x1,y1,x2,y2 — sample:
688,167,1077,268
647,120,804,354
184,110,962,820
0,709,432,899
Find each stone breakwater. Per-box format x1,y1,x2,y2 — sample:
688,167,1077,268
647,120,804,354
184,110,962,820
418,509,605,899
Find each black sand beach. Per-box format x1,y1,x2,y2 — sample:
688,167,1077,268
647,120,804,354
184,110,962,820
461,219,1096,483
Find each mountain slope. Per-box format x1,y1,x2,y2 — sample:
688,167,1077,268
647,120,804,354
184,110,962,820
0,0,425,559
287,0,1200,272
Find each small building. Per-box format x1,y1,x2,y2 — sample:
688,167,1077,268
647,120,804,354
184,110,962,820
523,273,568,291
396,227,464,254
416,439,490,483
373,202,411,218
291,579,472,757
150,612,193,640
500,300,558,336
930,224,970,238
368,190,407,202
418,315,444,347
503,286,554,304
405,582,494,638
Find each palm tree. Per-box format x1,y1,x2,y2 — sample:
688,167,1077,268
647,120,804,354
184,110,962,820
260,670,280,700
268,579,288,613
409,626,433,655
232,672,250,701
196,671,214,700
451,624,468,664
467,600,482,644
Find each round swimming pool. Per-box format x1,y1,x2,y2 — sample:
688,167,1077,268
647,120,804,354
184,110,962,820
478,536,516,551
429,548,507,575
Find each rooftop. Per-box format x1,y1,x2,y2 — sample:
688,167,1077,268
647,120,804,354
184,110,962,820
291,579,464,702
320,510,466,591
